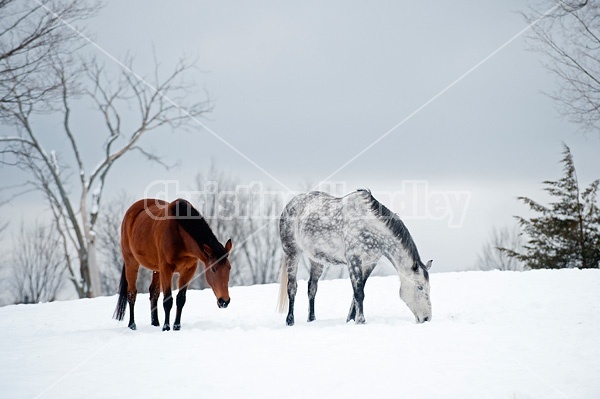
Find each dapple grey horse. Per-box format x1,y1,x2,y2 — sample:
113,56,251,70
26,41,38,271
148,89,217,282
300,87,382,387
277,189,432,325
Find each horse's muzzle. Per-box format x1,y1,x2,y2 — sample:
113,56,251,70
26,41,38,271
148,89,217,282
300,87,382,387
217,298,230,308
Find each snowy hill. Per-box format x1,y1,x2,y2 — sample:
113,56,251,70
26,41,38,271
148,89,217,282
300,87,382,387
1,269,599,399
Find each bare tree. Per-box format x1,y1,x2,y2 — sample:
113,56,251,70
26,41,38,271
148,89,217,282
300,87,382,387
8,222,66,303
96,194,124,295
194,164,283,287
526,0,600,134
193,164,241,288
235,196,282,285
475,225,526,271
1,52,209,297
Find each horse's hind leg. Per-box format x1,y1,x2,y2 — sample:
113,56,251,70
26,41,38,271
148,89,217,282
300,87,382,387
285,253,300,326
347,262,376,322
125,263,140,330
160,266,175,331
307,260,324,322
149,271,160,327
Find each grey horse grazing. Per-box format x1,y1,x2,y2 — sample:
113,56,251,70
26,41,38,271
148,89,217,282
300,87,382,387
277,189,432,326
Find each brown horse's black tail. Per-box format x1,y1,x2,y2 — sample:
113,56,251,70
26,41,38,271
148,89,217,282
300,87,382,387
113,264,128,321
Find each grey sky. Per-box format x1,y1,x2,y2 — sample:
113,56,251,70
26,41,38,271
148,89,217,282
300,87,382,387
2,1,599,273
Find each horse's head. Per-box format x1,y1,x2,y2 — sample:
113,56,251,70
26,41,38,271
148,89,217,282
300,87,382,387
203,238,233,309
400,259,432,323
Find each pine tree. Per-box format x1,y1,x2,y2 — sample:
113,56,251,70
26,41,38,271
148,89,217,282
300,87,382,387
502,145,600,269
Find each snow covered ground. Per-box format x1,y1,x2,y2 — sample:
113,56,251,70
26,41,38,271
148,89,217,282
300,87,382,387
1,269,599,399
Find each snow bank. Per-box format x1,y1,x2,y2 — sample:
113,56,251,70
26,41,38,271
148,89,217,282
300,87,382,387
1,269,598,399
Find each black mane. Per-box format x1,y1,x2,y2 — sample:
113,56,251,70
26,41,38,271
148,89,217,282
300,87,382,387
171,199,226,259
358,189,424,273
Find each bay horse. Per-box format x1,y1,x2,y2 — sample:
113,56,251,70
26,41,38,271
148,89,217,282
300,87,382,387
277,189,432,326
114,198,233,331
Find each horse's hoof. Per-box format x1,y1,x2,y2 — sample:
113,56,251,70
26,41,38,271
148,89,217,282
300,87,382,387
151,321,160,327
173,323,181,331
129,323,137,330
347,310,356,322
355,317,366,325
162,324,170,331
307,315,316,322
286,315,295,326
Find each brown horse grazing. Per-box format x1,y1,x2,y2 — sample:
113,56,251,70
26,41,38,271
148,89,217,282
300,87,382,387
113,198,233,331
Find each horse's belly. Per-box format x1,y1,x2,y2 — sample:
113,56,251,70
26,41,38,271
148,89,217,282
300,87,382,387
302,235,347,265
133,252,160,271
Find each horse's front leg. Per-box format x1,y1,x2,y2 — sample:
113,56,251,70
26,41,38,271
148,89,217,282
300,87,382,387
173,287,187,331
347,263,376,322
307,260,324,322
173,265,197,331
346,255,366,324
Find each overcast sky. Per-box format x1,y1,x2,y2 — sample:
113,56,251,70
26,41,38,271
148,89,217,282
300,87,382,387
2,1,600,273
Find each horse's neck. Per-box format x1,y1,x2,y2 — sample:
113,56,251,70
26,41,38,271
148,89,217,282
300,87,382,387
383,235,416,274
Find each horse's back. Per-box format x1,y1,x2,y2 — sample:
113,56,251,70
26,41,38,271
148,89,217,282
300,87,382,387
281,191,337,217
281,191,358,263
282,190,367,224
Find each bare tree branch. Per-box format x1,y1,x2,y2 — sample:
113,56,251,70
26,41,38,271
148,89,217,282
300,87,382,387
0,0,100,114
525,0,600,133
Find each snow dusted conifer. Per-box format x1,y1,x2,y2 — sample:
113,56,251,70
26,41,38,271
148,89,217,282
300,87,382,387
502,144,600,269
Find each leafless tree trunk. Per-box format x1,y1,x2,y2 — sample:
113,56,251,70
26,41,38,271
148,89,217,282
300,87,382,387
476,225,526,271
525,0,600,134
8,222,66,303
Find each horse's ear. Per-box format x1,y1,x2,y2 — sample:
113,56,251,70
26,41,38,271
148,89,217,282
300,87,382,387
425,260,433,270
225,238,233,252
202,244,214,257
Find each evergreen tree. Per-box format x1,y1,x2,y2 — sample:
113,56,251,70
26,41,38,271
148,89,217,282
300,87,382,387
502,145,600,269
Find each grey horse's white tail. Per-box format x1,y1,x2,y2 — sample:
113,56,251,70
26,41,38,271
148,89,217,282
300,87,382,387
276,257,288,313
